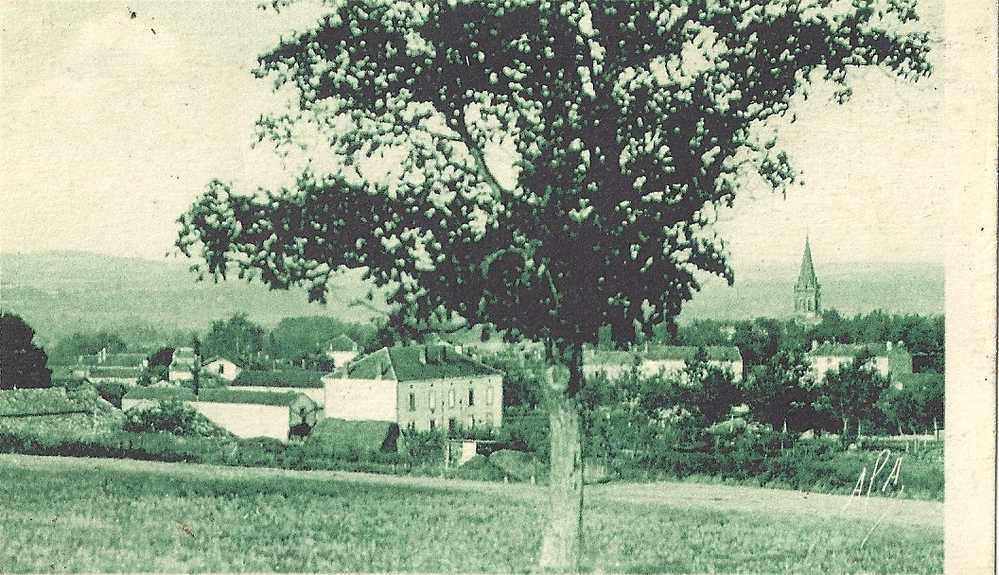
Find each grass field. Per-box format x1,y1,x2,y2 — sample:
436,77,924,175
0,454,942,573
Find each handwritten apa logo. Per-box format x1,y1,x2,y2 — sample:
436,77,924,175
844,448,905,504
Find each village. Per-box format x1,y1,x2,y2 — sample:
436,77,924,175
1,239,943,475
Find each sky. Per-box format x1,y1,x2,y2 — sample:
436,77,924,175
1,1,947,273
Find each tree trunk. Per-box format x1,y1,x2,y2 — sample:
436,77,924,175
538,342,584,573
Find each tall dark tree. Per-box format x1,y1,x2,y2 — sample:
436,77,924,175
0,313,52,390
202,313,266,363
741,347,813,430
814,348,889,441
176,1,931,569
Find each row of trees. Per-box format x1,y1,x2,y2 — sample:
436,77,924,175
494,345,943,443
673,310,944,371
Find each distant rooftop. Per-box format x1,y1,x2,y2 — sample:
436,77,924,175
327,334,359,352
586,345,743,364
809,342,907,357
337,345,501,382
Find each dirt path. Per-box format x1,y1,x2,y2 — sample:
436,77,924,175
1,453,942,529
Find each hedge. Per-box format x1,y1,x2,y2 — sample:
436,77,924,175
123,387,197,402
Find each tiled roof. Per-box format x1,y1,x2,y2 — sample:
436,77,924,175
586,346,743,364
231,369,325,389
339,345,500,382
327,334,359,352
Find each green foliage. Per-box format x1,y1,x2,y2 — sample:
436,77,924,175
93,382,127,408
0,388,83,416
123,387,197,402
177,0,932,353
740,348,814,430
449,454,507,481
47,329,128,365
308,418,400,453
231,368,325,389
267,316,375,360
399,429,446,464
123,401,231,437
878,372,944,434
202,313,266,364
814,349,890,441
0,313,52,390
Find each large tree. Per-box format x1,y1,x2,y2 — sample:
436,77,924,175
176,1,931,569
0,313,52,390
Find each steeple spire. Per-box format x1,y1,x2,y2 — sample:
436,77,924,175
793,235,821,319
796,235,818,289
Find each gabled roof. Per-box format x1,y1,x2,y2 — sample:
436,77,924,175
327,334,359,352
231,368,325,389
338,345,500,382
201,356,240,368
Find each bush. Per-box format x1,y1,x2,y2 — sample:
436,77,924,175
400,429,445,465
450,454,507,481
93,382,127,408
123,401,230,437
490,449,541,481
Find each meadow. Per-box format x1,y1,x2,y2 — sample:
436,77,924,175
1,454,942,573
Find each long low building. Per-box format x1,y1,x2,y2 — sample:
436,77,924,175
584,345,744,383
122,387,318,441
323,344,503,434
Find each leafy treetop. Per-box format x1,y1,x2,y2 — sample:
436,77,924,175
178,0,931,352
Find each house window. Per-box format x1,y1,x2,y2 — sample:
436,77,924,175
429,389,437,410
408,392,416,411
485,413,494,428
468,387,475,406
407,422,416,432
218,364,224,375
429,419,436,431
468,415,475,429
448,389,455,407
486,386,493,405
448,417,457,433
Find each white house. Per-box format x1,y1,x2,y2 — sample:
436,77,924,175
807,341,913,383
584,345,744,383
324,334,360,368
201,356,242,382
323,344,503,433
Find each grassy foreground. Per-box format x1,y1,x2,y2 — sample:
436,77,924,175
0,455,942,573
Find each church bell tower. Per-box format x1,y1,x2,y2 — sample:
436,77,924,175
794,236,821,320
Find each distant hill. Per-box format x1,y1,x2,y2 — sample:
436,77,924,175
0,252,943,346
678,261,944,321
0,251,379,346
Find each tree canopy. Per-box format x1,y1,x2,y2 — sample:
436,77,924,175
0,313,52,390
177,0,932,353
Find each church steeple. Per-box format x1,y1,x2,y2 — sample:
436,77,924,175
794,236,821,319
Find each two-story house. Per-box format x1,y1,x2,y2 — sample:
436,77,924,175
323,344,503,433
